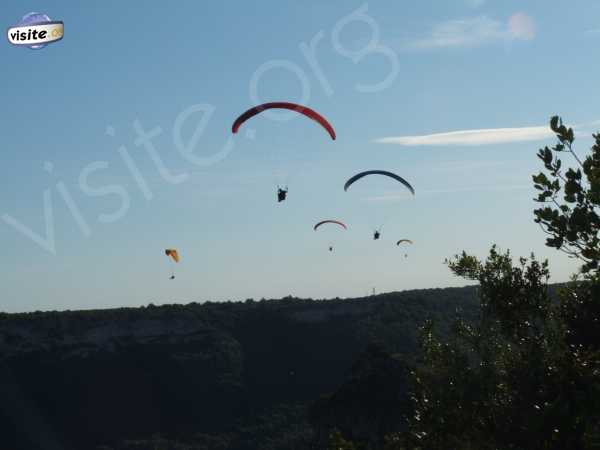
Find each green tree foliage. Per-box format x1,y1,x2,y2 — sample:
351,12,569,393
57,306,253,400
327,429,358,450
405,118,600,450
533,116,600,273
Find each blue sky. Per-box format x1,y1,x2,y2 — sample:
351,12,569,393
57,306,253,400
2,1,599,312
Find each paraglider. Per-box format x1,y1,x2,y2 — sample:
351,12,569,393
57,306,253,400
232,102,336,140
396,239,413,258
314,220,347,253
343,170,415,195
277,186,288,202
165,249,179,279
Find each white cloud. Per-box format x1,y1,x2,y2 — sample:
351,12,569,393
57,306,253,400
408,16,504,49
374,126,554,147
403,13,536,50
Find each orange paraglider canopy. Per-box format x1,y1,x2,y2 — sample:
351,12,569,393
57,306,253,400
165,249,180,263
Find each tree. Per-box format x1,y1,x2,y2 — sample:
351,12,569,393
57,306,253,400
310,344,411,449
327,429,357,450
405,117,600,450
533,116,600,273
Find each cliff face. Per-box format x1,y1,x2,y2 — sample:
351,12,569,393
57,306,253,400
0,316,212,359
0,287,478,450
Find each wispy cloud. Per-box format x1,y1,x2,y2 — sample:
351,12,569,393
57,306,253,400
403,13,536,50
374,125,554,147
365,184,531,203
373,117,600,147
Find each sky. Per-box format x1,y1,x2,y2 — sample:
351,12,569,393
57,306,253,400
1,0,599,312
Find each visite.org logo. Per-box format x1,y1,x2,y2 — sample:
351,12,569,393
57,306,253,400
7,12,63,49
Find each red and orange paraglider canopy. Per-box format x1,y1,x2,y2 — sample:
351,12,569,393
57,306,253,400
232,102,336,140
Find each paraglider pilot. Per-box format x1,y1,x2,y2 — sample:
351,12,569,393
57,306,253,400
373,230,381,240
165,249,179,280
277,186,288,202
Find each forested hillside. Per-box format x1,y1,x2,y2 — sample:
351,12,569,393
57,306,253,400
0,287,479,450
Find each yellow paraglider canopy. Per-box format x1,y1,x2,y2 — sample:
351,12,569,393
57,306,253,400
165,249,180,263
